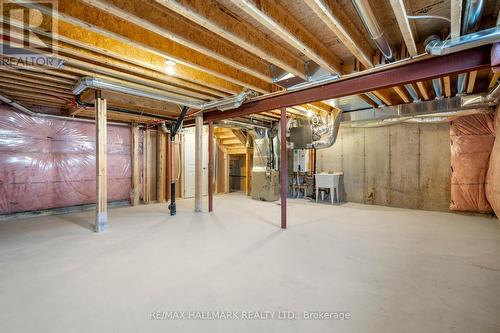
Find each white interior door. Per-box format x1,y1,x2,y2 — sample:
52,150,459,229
183,126,209,198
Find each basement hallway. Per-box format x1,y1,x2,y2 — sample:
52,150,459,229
1,193,500,333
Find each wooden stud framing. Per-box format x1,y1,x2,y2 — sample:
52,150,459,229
143,129,152,203
157,126,167,203
131,124,140,206
195,113,203,212
208,120,214,212
95,93,108,232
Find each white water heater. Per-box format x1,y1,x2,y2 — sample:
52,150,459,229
293,149,310,172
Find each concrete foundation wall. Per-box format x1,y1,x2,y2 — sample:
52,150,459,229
317,123,451,211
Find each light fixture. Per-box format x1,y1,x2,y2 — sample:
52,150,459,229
165,59,176,67
165,59,176,75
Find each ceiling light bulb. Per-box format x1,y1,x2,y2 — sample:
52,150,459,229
166,66,175,75
165,59,176,67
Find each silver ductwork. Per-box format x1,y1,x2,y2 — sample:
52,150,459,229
425,27,500,56
341,94,496,127
462,0,485,34
312,111,341,149
432,78,444,99
365,92,385,107
456,73,468,96
0,94,36,116
462,83,500,106
218,119,269,130
73,77,255,111
351,0,394,62
404,84,421,102
351,0,424,101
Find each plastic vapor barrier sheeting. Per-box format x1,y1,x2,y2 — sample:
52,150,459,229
450,112,495,212
0,106,135,214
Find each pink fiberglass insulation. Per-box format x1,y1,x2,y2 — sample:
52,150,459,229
492,43,500,73
486,106,500,219
450,111,495,212
0,106,136,214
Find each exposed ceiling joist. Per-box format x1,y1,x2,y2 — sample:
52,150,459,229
12,0,272,93
393,86,411,103
415,81,430,100
80,0,272,83
450,0,463,38
466,71,477,94
2,35,213,103
152,0,307,80
389,0,418,56
303,0,373,68
2,15,238,96
2,15,230,97
228,0,343,75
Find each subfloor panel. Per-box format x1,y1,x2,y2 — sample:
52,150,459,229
1,193,500,333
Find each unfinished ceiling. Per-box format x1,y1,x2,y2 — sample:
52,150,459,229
0,0,498,124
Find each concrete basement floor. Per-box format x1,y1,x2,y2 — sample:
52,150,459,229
1,193,500,333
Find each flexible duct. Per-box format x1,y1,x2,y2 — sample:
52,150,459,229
312,111,341,149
